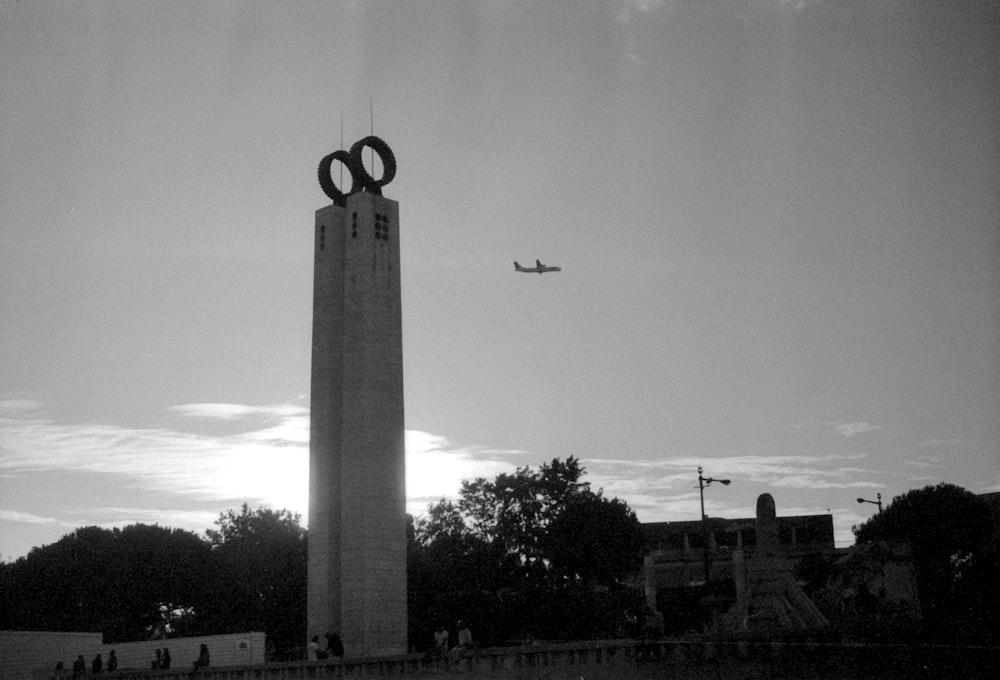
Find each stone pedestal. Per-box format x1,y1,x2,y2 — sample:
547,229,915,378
720,494,828,636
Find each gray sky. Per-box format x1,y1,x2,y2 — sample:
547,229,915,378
2,0,998,561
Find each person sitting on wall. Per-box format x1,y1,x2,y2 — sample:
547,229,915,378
71,655,86,679
307,635,320,661
451,620,473,658
193,643,210,671
325,631,344,659
429,625,449,658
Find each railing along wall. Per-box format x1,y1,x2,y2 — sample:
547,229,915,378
94,638,1000,680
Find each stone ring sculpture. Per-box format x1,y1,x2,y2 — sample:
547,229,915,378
318,136,396,206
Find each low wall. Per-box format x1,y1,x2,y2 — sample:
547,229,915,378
1,631,103,680
93,639,1000,680
3,631,265,680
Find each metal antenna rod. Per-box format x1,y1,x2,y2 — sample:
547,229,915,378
340,111,344,188
370,97,375,178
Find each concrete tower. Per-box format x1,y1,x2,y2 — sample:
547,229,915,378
308,137,407,657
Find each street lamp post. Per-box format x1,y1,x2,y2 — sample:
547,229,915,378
856,492,886,618
857,492,883,513
698,466,731,585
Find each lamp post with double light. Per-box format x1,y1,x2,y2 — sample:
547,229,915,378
857,492,883,514
698,466,731,585
857,492,886,618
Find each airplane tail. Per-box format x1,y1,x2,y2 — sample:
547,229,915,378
514,261,523,271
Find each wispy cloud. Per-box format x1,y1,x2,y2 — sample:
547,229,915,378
405,430,522,515
824,421,880,438
917,438,962,449
585,453,873,488
616,0,668,25
905,454,944,468
0,509,64,525
0,399,883,553
172,402,307,422
63,507,223,532
0,399,522,533
776,0,825,13
581,453,878,531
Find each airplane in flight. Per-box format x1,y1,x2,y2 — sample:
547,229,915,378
514,259,562,274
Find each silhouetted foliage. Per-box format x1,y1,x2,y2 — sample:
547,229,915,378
200,504,307,659
545,492,645,586
0,505,307,657
853,483,999,643
409,457,643,648
0,524,211,643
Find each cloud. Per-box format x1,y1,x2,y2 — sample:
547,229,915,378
825,421,880,438
769,476,880,490
0,509,63,525
0,399,524,534
0,396,47,417
0,398,881,553
905,454,944,468
776,0,825,13
580,453,878,535
917,438,962,449
0,399,311,521
616,0,668,24
172,402,307,421
584,453,872,488
63,507,222,532
405,430,522,515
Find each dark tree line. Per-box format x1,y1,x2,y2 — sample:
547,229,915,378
852,483,1000,644
0,458,644,656
408,457,646,649
0,504,307,660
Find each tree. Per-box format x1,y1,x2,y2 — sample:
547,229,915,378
0,507,308,655
410,457,644,646
454,456,588,564
544,491,644,586
853,483,999,642
0,524,211,642
200,504,307,659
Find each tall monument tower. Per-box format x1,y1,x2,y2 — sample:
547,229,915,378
308,137,407,656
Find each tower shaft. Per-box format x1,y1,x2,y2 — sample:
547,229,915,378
308,190,407,657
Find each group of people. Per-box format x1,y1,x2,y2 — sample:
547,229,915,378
52,644,210,677
429,620,474,659
306,631,345,661
150,647,171,669
623,606,665,640
55,650,116,678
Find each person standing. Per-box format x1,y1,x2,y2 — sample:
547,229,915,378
324,631,344,659
106,651,117,673
91,654,102,674
160,648,171,669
